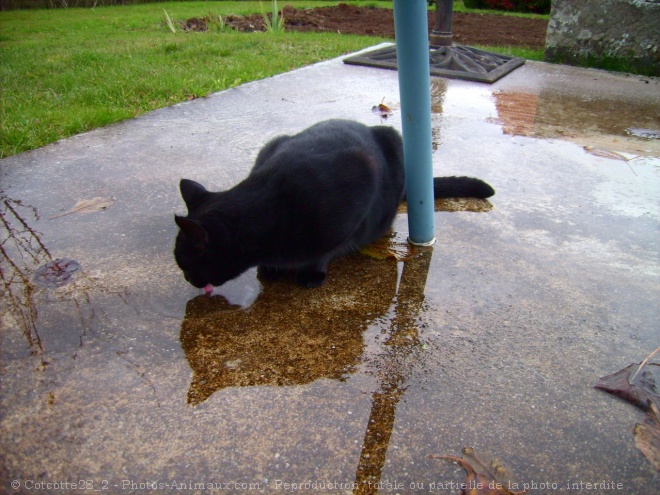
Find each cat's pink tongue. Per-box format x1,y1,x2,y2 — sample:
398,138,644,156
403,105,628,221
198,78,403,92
203,284,214,295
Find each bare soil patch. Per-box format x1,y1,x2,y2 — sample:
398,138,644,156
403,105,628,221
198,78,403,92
207,3,548,49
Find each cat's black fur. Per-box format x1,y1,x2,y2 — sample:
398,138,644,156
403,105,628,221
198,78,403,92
174,119,494,289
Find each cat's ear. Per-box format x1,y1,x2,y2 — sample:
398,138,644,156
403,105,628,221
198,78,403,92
175,215,209,252
180,179,209,212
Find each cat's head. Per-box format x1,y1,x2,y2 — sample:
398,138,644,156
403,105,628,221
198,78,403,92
174,179,246,289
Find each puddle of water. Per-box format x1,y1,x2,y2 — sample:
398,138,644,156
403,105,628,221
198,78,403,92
180,252,398,405
359,230,416,261
488,89,660,156
627,127,660,139
398,197,493,214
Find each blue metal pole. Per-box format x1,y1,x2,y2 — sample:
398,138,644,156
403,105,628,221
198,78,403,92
393,0,436,246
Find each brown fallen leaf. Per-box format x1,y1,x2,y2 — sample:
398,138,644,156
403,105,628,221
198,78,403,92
583,146,638,175
33,258,82,288
49,196,115,219
430,447,527,495
594,348,660,412
583,146,630,161
372,97,393,118
629,347,660,384
359,231,415,261
634,403,660,471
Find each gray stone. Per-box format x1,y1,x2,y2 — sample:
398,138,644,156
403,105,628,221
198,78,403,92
545,0,660,75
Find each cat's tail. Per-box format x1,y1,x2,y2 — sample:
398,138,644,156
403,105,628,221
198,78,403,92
402,176,494,200
430,176,495,199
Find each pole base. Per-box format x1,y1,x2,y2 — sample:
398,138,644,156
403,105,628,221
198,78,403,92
408,237,436,247
344,43,525,84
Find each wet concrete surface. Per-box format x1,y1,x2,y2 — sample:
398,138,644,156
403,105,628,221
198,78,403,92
1,45,659,493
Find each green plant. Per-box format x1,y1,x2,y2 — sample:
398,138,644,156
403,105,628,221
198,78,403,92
206,12,231,33
475,44,544,61
260,0,285,33
163,9,177,33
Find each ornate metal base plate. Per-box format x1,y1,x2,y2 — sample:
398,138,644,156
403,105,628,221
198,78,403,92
344,44,525,83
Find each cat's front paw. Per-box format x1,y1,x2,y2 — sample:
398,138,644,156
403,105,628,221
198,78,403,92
296,270,327,288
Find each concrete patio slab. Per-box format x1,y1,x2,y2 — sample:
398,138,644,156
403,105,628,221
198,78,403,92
1,44,659,494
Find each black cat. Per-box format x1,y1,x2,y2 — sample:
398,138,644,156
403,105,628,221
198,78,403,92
174,119,494,289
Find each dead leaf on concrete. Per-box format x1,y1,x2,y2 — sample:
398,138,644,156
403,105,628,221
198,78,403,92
583,146,638,175
594,348,660,412
430,447,527,495
33,258,81,288
372,97,393,118
634,404,660,471
595,348,660,472
359,231,415,261
583,146,631,161
49,196,115,219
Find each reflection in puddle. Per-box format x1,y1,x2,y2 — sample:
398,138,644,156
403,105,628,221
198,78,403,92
428,79,660,159
398,197,493,214
359,230,416,261
0,193,130,369
490,90,660,155
354,249,433,493
180,252,400,405
180,241,434,492
490,92,539,137
0,194,51,367
431,79,448,151
626,127,660,139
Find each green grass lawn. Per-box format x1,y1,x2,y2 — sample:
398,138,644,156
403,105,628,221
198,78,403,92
0,1,545,158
